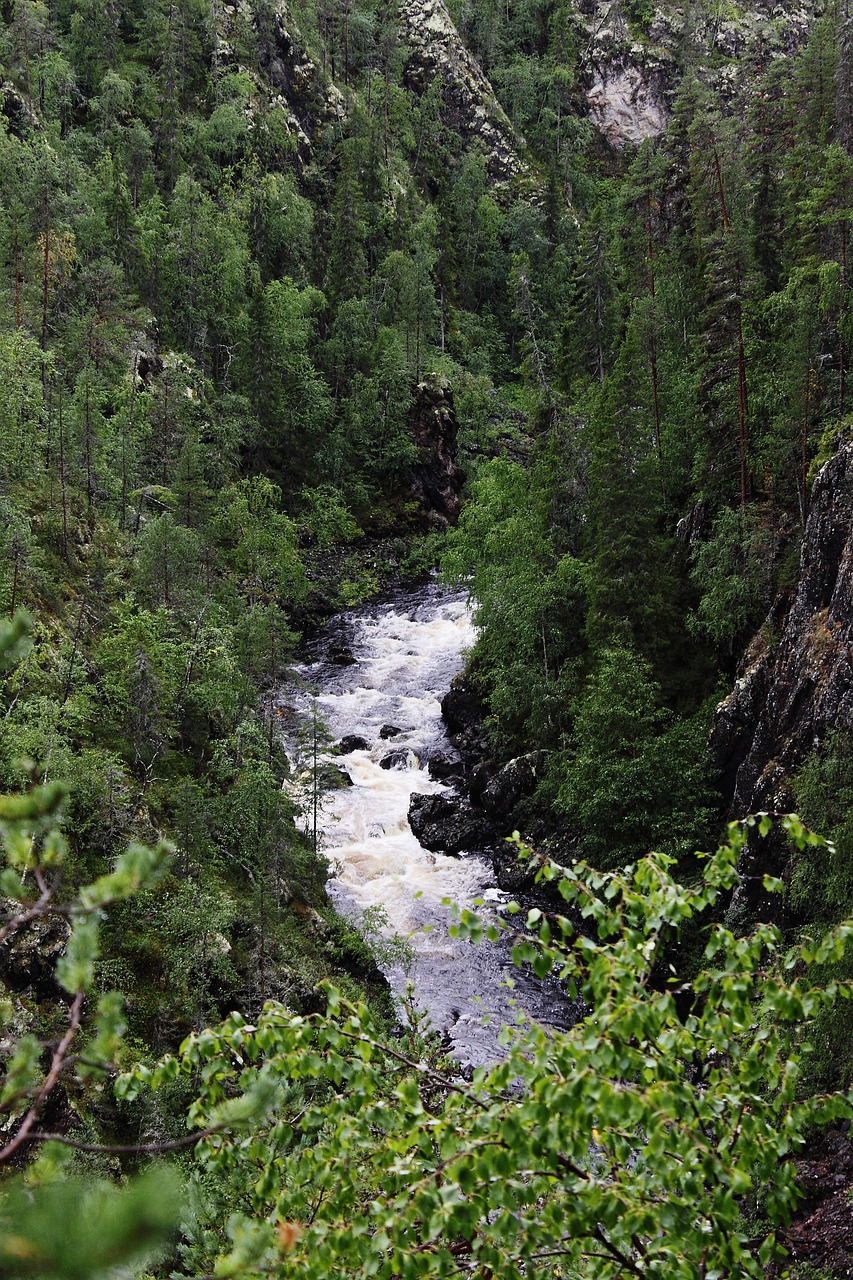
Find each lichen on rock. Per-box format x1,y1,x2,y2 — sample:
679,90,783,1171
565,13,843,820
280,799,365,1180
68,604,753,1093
587,60,669,146
712,438,853,818
397,0,529,183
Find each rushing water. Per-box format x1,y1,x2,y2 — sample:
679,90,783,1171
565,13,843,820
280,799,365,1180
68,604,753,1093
289,579,572,1066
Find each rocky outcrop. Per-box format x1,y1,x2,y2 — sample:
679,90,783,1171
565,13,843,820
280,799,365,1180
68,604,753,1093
782,1127,853,1278
398,0,528,183
410,376,465,530
441,671,492,759
712,439,853,817
408,791,499,855
587,60,669,147
577,0,819,148
476,753,548,822
218,0,345,164
0,83,33,139
0,910,70,997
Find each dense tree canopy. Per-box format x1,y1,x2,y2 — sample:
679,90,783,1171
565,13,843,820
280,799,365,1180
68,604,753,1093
2,0,853,1273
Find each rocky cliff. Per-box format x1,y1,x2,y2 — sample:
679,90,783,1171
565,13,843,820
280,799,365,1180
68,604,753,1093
577,0,819,148
409,375,465,529
712,438,853,817
398,0,529,183
218,0,345,163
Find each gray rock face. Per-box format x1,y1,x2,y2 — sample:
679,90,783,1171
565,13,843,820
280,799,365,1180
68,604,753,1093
578,0,819,148
587,60,669,146
712,440,853,817
397,0,528,183
218,0,342,163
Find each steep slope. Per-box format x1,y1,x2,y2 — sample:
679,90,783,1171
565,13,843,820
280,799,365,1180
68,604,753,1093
579,0,821,147
398,0,530,182
712,437,853,817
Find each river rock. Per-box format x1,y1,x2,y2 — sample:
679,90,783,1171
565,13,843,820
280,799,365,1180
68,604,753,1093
379,724,402,739
336,734,371,754
479,753,547,820
380,748,415,771
408,792,498,855
426,750,464,781
491,840,540,894
441,671,491,757
329,645,357,666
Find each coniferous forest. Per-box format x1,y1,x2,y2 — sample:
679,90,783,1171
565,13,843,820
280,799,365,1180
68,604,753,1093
3,0,853,1274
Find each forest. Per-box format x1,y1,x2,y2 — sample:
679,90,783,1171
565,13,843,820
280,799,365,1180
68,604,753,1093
1,0,853,1273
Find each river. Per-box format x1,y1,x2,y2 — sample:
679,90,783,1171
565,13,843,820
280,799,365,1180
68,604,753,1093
289,579,575,1066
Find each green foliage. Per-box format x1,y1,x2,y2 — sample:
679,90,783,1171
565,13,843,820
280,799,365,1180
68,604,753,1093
0,1170,181,1279
790,733,853,1087
122,818,853,1280
443,457,586,743
300,485,363,548
0,616,179,1270
555,646,716,866
689,506,771,651
1,8,853,1277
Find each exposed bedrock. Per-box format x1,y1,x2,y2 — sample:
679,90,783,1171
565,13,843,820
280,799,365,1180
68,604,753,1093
712,439,853,819
410,376,466,530
398,0,529,184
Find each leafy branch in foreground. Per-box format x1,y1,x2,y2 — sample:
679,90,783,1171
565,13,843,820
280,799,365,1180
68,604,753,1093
0,611,180,1278
122,815,853,1280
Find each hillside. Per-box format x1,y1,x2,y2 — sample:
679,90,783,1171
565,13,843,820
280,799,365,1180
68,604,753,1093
2,0,853,1274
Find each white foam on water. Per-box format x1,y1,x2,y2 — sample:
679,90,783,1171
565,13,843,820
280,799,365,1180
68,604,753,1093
288,583,564,1065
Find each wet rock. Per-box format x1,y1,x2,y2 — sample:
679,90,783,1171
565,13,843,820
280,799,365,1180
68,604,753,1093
333,765,354,787
479,753,547,820
441,672,491,757
336,734,371,754
491,840,540,894
379,724,402,739
410,376,466,531
408,792,498,855
380,748,415,771
468,760,494,806
329,645,357,666
426,750,464,781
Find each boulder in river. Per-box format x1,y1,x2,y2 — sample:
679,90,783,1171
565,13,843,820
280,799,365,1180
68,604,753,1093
379,724,402,739
479,753,547,820
380,748,417,771
336,734,371,754
491,840,540,894
427,750,464,781
408,791,499,855
441,672,492,758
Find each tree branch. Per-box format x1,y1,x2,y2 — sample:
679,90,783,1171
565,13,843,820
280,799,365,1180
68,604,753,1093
0,989,84,1164
24,1123,226,1155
